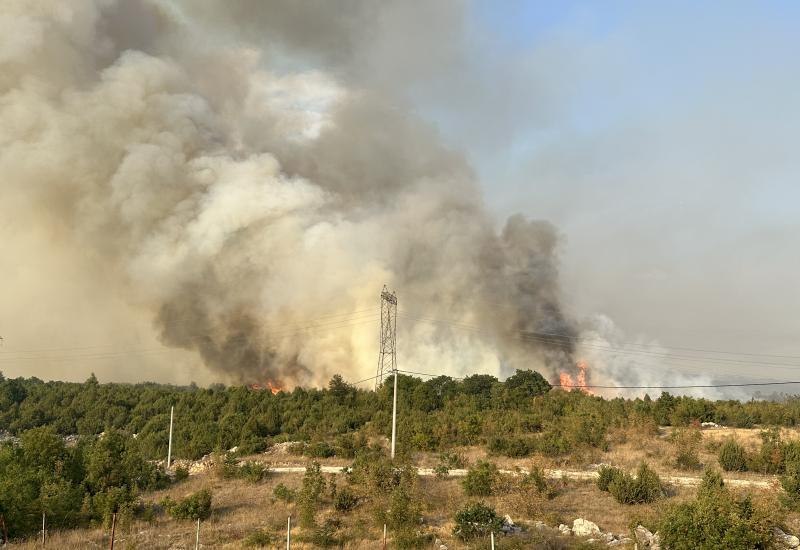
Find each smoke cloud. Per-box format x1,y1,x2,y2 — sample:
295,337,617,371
0,0,608,387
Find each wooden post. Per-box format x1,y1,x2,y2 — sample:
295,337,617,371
490,531,495,550
109,512,116,550
195,518,200,550
382,524,387,549
286,516,291,550
41,512,45,546
0,513,8,545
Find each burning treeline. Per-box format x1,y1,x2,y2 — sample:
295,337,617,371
1,0,583,388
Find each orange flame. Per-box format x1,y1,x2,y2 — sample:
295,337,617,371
559,360,593,394
249,381,283,395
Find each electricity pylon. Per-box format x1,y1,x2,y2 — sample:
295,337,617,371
375,287,398,458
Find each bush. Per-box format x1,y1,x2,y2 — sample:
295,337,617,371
333,487,358,512
659,469,777,549
750,428,784,474
599,463,663,505
306,441,336,458
453,502,505,540
597,465,624,492
298,462,326,528
311,518,341,547
718,439,747,472
434,451,465,478
462,460,498,497
782,466,800,510
216,455,269,483
488,436,535,458
438,451,466,469
243,529,275,547
164,489,212,520
173,465,190,482
238,461,269,483
273,483,295,503
672,428,702,470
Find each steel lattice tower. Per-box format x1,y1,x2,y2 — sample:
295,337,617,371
375,286,398,388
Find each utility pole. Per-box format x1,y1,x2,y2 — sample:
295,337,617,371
167,405,174,468
194,518,200,550
391,370,398,459
286,516,291,549
375,287,399,458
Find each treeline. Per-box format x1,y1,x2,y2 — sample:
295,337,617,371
0,425,169,539
4,369,800,464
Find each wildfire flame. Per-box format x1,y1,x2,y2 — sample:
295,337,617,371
559,360,593,394
249,381,283,395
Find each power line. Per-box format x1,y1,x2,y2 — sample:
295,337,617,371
0,308,380,357
402,299,800,360
0,315,379,364
351,372,385,385
396,312,800,370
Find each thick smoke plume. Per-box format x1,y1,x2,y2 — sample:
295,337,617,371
1,0,582,387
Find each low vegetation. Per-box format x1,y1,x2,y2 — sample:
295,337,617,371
5,369,800,546
597,463,663,504
658,470,778,549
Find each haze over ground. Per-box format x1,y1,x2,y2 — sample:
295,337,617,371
0,1,798,396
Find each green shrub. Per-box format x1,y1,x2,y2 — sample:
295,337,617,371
488,436,534,457
311,518,341,547
672,428,702,470
173,465,190,482
238,461,269,483
333,487,358,512
750,428,784,474
781,462,800,511
659,469,777,549
537,428,572,457
597,465,624,492
521,465,558,499
718,439,747,472
306,441,336,458
164,489,212,520
243,529,275,547
298,462,326,528
453,502,505,540
599,463,662,505
462,460,498,496
273,483,295,503
434,451,465,478
438,451,466,469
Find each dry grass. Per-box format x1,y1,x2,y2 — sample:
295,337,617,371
12,426,796,548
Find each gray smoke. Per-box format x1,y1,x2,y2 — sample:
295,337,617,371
0,0,581,386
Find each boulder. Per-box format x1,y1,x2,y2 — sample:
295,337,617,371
572,518,601,537
634,525,661,549
774,527,800,548
502,514,522,533
558,524,572,536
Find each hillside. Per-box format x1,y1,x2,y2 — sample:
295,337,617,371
4,372,800,547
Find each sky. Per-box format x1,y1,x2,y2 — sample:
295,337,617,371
1,0,798,393
419,1,800,366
